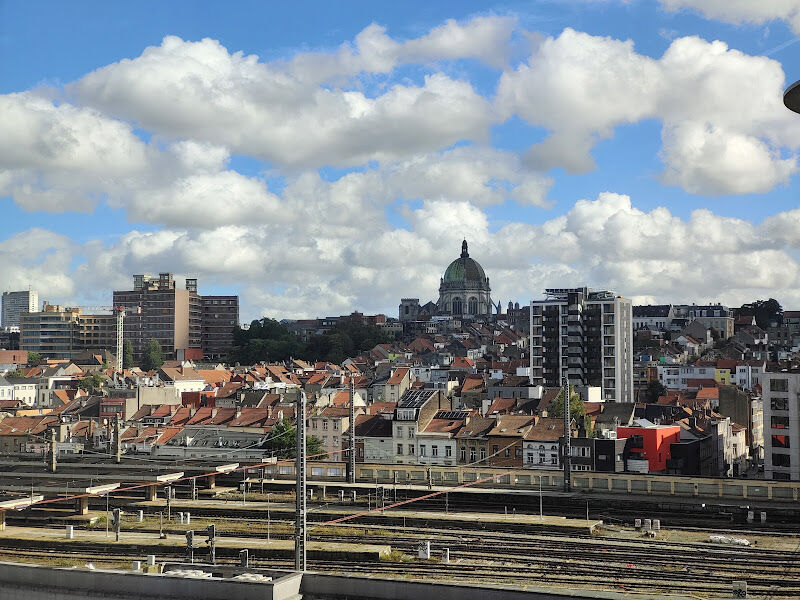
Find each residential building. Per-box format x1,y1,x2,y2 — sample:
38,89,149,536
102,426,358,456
114,273,201,363
350,413,393,462
114,273,239,362
616,421,681,472
529,287,634,402
763,371,800,481
384,367,412,403
675,304,734,339
632,305,674,332
19,303,116,359
417,410,470,466
392,389,450,464
485,414,535,467
201,295,239,360
455,416,494,465
522,417,562,468
1,290,38,329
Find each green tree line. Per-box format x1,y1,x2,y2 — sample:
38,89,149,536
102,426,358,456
229,317,391,365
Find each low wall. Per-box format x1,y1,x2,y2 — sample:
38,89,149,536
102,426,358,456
0,561,301,600
0,561,668,600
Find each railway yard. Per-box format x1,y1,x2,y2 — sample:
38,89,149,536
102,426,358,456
1,458,799,599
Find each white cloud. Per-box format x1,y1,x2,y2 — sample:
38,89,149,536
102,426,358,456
34,193,796,320
0,93,154,212
660,0,800,34
497,29,800,194
69,31,497,169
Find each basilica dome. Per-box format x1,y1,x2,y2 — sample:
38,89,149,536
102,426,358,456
437,240,492,318
443,240,487,283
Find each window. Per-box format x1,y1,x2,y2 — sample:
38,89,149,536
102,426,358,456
528,453,535,464
445,446,452,457
333,420,339,430
397,443,403,454
396,426,403,438
460,447,466,461
771,398,789,411
772,416,790,429
504,448,510,457
432,445,439,457
770,378,789,392
480,447,486,460
419,445,426,456
322,436,328,444
492,444,499,454
772,435,790,449
772,453,791,467
408,445,414,455
322,421,328,430
408,428,414,439
333,436,339,447
515,447,522,458
311,420,318,430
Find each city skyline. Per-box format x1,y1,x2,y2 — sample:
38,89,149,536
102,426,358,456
3,1,800,322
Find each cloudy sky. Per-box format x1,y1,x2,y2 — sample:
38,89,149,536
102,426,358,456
3,0,800,322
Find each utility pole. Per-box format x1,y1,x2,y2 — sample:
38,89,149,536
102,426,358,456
113,508,121,542
49,428,57,473
295,391,307,572
185,530,194,563
348,379,356,483
115,418,121,464
562,373,571,492
206,524,216,564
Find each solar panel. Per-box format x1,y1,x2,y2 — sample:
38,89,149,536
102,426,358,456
398,389,435,408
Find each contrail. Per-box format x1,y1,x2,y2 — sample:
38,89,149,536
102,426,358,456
765,36,800,56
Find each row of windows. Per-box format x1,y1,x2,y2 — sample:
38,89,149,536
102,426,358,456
419,445,452,457
310,419,339,430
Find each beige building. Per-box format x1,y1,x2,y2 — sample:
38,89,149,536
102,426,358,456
20,303,116,359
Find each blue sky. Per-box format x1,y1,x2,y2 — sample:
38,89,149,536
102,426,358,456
3,0,800,321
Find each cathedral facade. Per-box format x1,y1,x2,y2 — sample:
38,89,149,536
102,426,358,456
399,240,493,321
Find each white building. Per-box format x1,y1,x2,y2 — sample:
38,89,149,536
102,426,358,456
529,288,634,402
632,305,674,332
762,371,800,481
1,290,38,329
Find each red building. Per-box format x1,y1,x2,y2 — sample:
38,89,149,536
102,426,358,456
616,424,681,472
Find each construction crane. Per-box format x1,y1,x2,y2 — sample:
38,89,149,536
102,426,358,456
77,306,126,373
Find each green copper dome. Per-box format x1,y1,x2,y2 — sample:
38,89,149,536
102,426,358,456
443,240,487,283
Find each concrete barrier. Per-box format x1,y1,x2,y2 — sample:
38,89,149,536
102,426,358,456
0,561,301,600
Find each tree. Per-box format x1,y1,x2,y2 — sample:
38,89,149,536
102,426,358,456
738,298,783,329
27,352,41,365
264,419,326,459
548,388,586,423
645,379,666,403
141,338,165,371
5,369,23,379
122,340,134,370
79,372,105,394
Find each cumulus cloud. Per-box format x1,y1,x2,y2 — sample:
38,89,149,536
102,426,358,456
660,0,800,34
27,193,792,319
69,33,496,169
497,29,800,194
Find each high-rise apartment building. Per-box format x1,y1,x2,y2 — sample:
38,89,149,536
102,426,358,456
20,302,116,359
113,274,238,362
2,290,38,330
762,370,800,481
202,296,239,360
529,288,633,402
